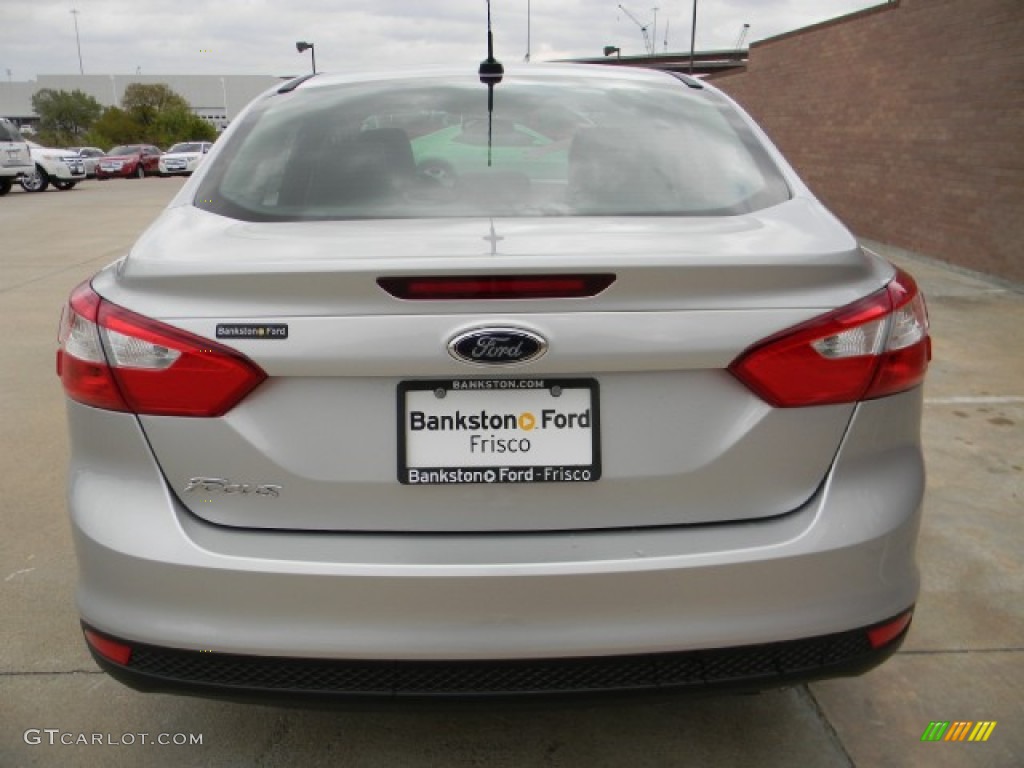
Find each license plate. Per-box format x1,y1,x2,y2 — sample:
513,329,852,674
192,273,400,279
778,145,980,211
398,378,600,485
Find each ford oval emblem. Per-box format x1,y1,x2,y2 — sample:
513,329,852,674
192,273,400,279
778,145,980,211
448,327,548,367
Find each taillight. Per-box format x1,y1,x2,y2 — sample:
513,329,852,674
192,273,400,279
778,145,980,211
83,627,133,665
866,610,914,649
729,269,930,407
57,281,266,417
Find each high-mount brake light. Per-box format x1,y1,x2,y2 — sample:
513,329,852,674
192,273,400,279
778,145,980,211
729,269,930,407
378,274,616,300
57,282,266,417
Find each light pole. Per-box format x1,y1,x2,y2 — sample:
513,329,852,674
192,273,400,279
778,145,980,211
525,0,530,62
296,41,316,74
220,76,229,130
689,0,697,75
652,7,658,59
71,9,84,74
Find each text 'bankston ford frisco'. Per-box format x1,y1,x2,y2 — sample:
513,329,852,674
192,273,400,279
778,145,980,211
409,408,591,455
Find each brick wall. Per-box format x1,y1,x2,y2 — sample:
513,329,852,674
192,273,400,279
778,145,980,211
711,0,1024,283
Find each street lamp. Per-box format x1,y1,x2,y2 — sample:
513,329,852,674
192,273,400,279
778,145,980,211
71,9,84,75
296,41,316,74
220,76,229,131
689,0,697,75
525,0,531,62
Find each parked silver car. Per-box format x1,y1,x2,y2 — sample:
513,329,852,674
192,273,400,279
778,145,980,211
66,146,107,178
58,64,930,701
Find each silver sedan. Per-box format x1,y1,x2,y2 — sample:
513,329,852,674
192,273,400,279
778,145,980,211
57,64,930,702
66,146,106,178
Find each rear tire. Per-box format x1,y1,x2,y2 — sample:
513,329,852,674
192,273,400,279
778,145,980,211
54,180,77,191
0,178,11,196
19,165,49,192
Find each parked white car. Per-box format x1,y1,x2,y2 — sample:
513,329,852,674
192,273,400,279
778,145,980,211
157,141,212,176
0,118,33,196
20,141,87,192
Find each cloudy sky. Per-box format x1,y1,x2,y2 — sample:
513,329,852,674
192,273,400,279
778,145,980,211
3,0,885,80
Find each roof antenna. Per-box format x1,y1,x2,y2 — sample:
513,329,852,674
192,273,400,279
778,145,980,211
479,0,504,85
478,0,504,167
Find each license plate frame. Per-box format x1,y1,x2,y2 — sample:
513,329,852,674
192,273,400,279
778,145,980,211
398,378,601,485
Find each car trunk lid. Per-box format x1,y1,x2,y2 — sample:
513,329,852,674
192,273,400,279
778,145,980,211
93,200,890,532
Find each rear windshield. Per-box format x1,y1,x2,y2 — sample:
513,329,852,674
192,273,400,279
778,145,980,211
195,73,789,221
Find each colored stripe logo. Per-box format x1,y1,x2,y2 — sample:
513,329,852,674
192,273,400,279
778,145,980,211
921,721,997,742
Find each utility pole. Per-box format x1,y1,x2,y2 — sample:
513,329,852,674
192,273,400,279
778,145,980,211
689,0,697,75
71,9,84,74
220,77,229,130
525,0,531,61
651,8,658,58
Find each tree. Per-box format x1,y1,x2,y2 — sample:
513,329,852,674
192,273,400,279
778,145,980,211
121,83,190,128
31,88,103,145
85,84,216,149
152,107,217,146
84,107,144,149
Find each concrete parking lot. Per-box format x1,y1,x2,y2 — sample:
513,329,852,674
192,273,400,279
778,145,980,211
1,179,1021,767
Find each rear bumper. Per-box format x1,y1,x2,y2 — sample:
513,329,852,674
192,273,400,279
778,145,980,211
158,161,196,175
83,611,912,701
0,162,32,178
96,165,134,178
67,389,924,693
45,163,85,182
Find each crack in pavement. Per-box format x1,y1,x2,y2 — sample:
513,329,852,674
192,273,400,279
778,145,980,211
796,685,857,768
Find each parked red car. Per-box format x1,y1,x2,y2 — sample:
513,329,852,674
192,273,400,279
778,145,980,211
96,145,163,179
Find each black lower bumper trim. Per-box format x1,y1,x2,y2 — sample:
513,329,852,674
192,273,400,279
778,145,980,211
84,613,911,702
